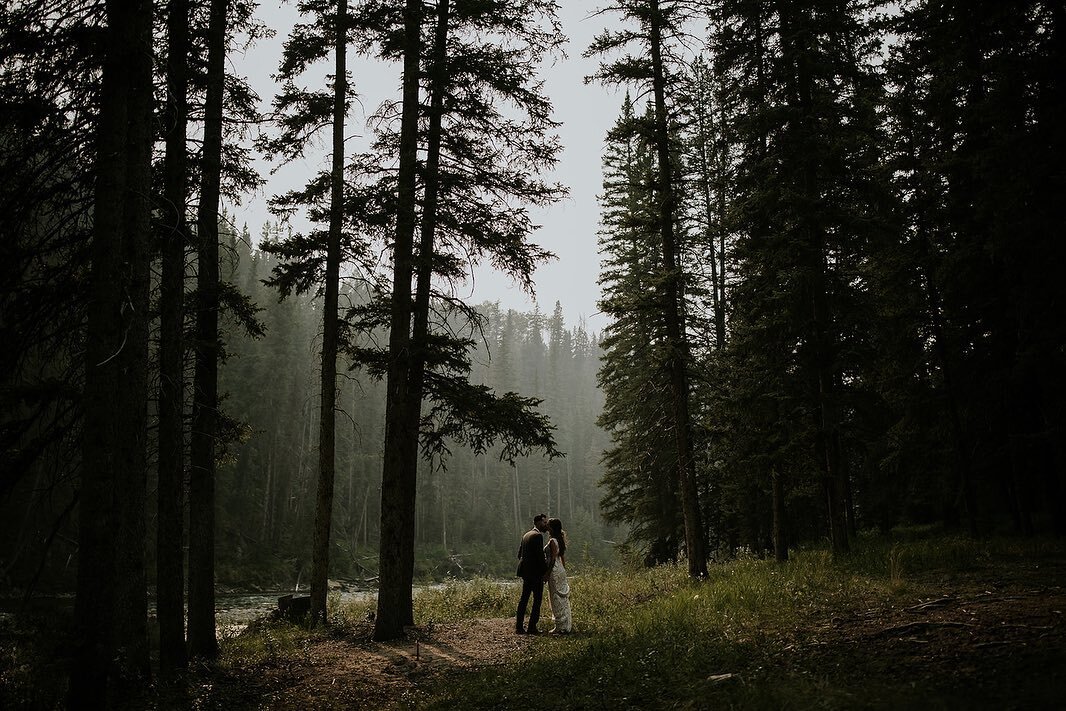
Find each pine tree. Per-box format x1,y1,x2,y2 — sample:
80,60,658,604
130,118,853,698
587,0,708,576
596,95,682,564
0,0,97,592
339,0,567,640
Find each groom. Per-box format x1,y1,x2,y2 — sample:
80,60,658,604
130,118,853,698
515,513,549,634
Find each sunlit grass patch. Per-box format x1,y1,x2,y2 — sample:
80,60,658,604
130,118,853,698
330,591,375,629
219,620,321,669
413,576,517,623
567,563,691,634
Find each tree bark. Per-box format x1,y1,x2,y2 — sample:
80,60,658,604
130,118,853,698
408,0,449,547
648,0,707,577
69,0,154,704
692,62,726,352
157,0,190,676
374,0,422,642
188,0,227,660
778,1,849,556
772,467,788,562
310,0,347,625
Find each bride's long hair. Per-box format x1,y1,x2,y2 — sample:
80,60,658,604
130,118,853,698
548,518,567,556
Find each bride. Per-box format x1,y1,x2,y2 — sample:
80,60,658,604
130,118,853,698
544,517,573,634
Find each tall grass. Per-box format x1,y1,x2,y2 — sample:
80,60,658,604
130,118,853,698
414,577,517,623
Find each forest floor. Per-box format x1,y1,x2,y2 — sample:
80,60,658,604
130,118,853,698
5,536,1064,709
186,617,532,709
771,559,1066,708
185,546,1066,710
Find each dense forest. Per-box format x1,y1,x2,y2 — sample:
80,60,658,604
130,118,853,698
1,0,1064,706
593,0,1065,568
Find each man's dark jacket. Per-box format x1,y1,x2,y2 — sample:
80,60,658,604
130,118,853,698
516,529,547,579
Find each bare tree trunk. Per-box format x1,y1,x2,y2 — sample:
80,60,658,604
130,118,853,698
262,419,275,541
772,467,788,562
440,472,447,550
408,0,449,553
374,0,422,642
70,0,153,703
567,459,573,521
515,463,521,529
649,0,707,577
188,0,227,660
692,62,726,352
715,92,729,348
157,0,190,676
310,0,347,626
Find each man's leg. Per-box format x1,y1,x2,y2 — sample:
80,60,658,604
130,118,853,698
528,579,544,633
516,578,533,632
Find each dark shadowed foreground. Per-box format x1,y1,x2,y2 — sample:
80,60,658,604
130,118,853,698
3,536,1064,709
192,540,1066,710
187,618,528,709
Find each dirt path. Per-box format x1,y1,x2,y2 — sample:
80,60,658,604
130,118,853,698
196,617,529,710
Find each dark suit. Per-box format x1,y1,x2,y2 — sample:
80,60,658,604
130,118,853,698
515,527,547,632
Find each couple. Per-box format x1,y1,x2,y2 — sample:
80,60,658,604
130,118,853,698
515,513,573,635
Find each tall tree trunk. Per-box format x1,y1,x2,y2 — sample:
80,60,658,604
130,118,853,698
410,0,450,553
648,0,707,577
779,2,849,556
410,0,448,392
188,0,227,660
157,0,190,676
69,0,154,704
714,90,729,349
692,63,726,352
771,466,788,562
374,0,422,642
310,0,347,626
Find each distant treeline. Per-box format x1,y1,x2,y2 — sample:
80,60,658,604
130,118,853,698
215,224,618,587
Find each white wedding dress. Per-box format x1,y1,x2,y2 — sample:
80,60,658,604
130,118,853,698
544,540,572,633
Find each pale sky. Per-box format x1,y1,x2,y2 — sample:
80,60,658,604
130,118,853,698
232,1,622,332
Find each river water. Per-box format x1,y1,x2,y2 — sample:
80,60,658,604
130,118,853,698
0,588,377,634
212,588,377,633
2,580,515,634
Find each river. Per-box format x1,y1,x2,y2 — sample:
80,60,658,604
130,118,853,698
2,580,514,634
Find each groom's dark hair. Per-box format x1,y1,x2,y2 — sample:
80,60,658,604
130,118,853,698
533,513,547,525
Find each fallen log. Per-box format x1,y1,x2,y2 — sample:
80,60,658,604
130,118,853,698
874,620,974,638
277,593,312,621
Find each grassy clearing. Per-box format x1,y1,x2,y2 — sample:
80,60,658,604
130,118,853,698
404,532,1066,710
11,530,1053,708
